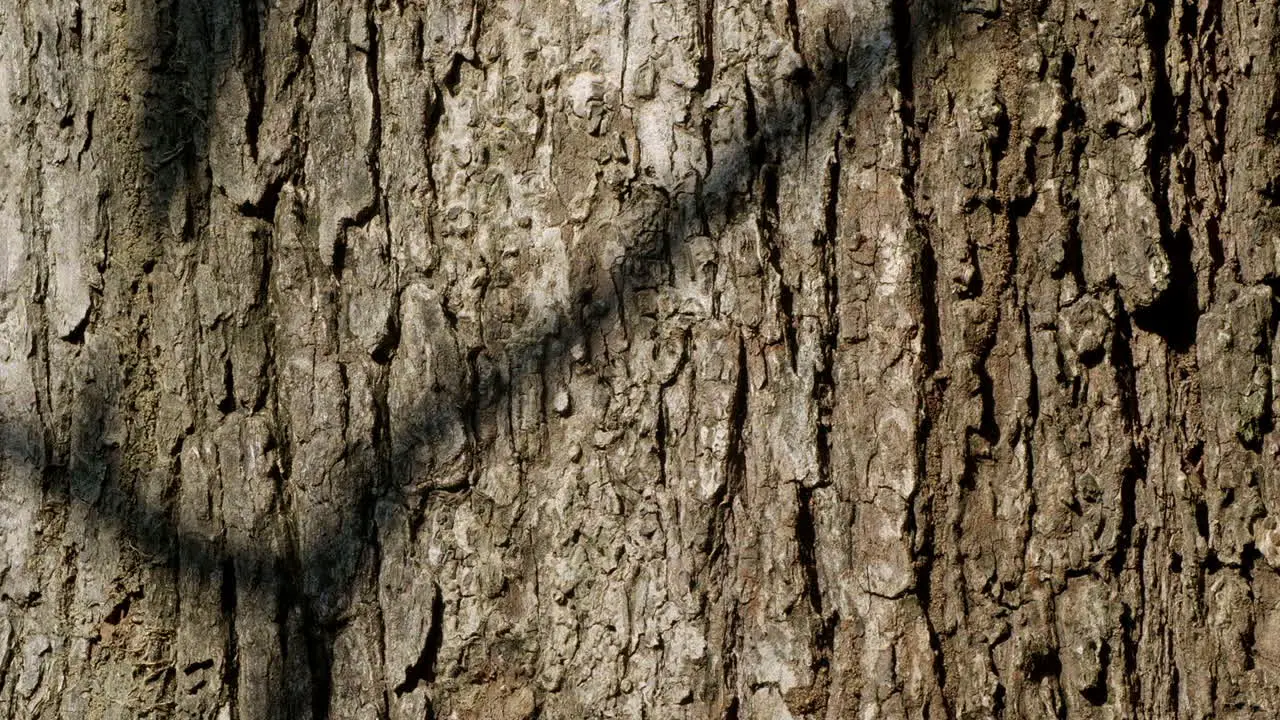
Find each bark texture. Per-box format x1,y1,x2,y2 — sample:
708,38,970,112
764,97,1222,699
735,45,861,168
2,0,1280,717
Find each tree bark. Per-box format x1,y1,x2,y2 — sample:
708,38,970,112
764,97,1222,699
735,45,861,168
2,0,1279,717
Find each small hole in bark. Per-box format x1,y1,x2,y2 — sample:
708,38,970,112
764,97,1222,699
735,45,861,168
1079,345,1105,368
1080,681,1111,702
1195,501,1209,538
183,659,215,675
1204,551,1222,573
1132,228,1199,352
1021,647,1061,681
1081,683,1108,706
1241,543,1262,582
787,65,815,88
218,360,236,414
332,236,348,278
1183,441,1203,469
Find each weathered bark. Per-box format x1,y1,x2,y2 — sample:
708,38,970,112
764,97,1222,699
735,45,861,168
2,0,1280,717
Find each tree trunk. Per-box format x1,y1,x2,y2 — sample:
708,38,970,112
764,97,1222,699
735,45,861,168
2,0,1279,717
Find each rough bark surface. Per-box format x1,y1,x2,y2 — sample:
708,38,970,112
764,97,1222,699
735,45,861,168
2,0,1280,717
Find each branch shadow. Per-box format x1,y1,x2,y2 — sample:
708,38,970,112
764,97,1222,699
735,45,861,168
5,0,968,716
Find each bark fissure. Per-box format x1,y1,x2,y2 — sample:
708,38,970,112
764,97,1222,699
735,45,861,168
1133,0,1198,350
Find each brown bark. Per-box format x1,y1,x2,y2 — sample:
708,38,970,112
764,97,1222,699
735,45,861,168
1,0,1279,717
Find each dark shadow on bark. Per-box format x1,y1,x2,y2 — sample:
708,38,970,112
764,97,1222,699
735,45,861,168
141,0,259,213
6,0,971,716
